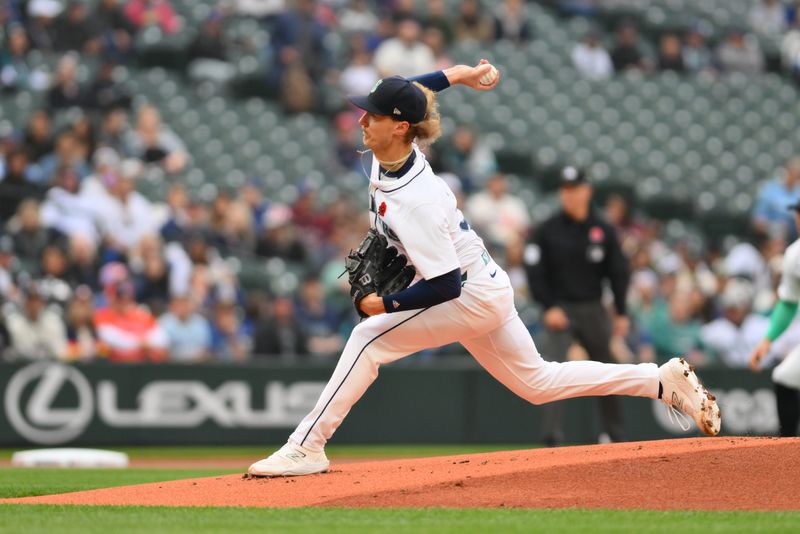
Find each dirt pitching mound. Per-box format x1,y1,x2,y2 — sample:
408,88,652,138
4,437,800,510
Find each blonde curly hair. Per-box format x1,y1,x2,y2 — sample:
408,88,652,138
404,82,442,147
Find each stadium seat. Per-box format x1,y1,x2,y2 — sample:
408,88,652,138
0,3,795,231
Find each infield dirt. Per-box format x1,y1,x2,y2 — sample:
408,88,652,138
4,437,800,510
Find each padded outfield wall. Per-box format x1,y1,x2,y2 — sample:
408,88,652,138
0,361,777,446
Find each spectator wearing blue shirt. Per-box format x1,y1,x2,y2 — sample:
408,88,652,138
268,0,332,111
294,276,345,357
1,24,49,92
753,157,800,241
158,294,212,363
33,130,91,185
210,302,251,362
683,26,713,75
239,181,270,233
0,0,23,25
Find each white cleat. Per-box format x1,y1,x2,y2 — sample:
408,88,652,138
247,443,330,477
659,357,722,436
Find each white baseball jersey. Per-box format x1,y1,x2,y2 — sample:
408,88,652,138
366,145,486,281
778,238,800,302
772,237,800,389
700,314,769,367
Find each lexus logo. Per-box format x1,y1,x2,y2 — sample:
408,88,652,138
3,363,324,445
4,363,93,444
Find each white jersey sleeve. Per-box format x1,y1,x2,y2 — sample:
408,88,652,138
394,203,460,280
778,239,800,302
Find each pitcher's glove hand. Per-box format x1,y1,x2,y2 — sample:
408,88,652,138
376,243,416,297
345,229,416,318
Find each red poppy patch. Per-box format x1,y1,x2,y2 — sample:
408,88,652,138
378,201,387,217
589,226,604,242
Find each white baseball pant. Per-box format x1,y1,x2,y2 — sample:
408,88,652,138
290,257,660,451
773,345,800,389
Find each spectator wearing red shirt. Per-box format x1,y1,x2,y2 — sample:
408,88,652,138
291,185,332,242
93,265,167,362
124,0,179,34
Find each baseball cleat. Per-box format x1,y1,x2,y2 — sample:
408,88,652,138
659,357,722,436
247,442,330,477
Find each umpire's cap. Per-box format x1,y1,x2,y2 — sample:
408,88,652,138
348,76,427,124
559,166,589,187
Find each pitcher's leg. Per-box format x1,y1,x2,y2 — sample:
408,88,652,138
290,309,430,450
462,316,660,406
538,327,572,446
290,290,504,451
573,305,626,441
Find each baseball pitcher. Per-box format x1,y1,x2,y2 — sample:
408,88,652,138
248,62,721,477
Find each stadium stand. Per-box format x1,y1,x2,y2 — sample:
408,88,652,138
0,0,798,366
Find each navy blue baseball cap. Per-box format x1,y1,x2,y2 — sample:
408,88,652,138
348,75,427,124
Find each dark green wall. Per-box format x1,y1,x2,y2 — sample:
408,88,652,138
0,361,777,446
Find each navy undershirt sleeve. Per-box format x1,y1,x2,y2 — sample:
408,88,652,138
382,268,461,313
408,70,450,93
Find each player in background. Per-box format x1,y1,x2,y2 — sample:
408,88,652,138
750,202,800,437
248,61,721,477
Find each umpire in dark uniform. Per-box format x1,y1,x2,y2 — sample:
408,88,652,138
524,166,630,445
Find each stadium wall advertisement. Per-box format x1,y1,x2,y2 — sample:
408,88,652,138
0,361,779,446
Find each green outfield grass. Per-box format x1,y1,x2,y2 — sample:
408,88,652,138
0,468,240,498
0,505,797,534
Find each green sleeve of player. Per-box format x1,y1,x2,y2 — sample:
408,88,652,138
766,300,799,341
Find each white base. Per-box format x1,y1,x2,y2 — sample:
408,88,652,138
11,448,129,468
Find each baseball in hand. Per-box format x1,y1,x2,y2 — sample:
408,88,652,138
479,65,499,86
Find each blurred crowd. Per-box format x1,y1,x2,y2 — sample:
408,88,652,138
568,0,800,82
3,1,800,103
0,95,370,363
0,0,798,367
591,161,800,370
265,0,534,112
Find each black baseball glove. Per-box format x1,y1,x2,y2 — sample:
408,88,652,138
345,229,416,318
